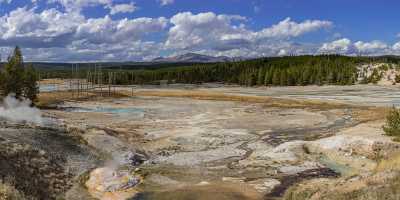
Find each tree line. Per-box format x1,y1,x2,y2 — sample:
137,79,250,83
36,54,399,87
82,55,364,86
0,46,38,102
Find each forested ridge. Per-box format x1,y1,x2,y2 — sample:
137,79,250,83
124,55,360,86
38,55,400,86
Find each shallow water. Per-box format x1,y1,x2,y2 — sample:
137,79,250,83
39,84,71,92
39,84,58,92
318,156,355,176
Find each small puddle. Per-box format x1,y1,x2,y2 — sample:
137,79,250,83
40,84,58,92
318,156,356,176
39,84,70,92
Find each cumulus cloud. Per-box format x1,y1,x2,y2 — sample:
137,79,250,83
256,17,332,39
166,12,249,50
75,15,167,44
354,40,389,55
0,9,333,61
318,38,398,55
393,42,400,51
1,2,397,61
0,6,166,45
108,3,137,15
165,12,331,58
47,0,137,15
277,49,288,56
0,5,168,61
319,38,353,54
0,7,81,47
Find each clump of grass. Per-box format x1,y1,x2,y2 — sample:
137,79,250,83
284,173,400,200
383,106,400,141
0,181,26,200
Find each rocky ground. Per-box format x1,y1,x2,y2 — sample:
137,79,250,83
1,84,399,200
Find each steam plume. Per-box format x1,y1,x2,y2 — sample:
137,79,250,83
0,94,42,124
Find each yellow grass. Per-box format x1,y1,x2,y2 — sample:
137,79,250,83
376,152,400,172
39,78,66,85
37,91,128,107
351,107,389,123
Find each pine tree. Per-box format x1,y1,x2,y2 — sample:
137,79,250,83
257,68,265,85
272,69,281,85
264,69,272,85
23,64,38,102
1,46,25,98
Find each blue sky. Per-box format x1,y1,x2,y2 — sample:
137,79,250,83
0,0,398,61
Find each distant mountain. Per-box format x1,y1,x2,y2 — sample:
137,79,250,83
152,53,240,63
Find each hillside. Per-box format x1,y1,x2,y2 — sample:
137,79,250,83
35,55,400,87
152,53,239,63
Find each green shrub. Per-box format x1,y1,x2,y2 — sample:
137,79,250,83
383,106,400,140
369,68,382,84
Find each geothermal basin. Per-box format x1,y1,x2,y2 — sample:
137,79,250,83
2,84,396,200
47,90,358,199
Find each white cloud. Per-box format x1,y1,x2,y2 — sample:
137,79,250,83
0,7,82,47
277,49,288,56
392,42,400,51
354,40,388,54
318,38,399,55
108,3,137,15
75,15,167,44
319,38,353,54
0,9,331,61
48,0,137,15
159,0,174,6
166,12,249,50
256,17,332,39
2,3,398,61
165,12,332,58
0,5,167,61
0,6,166,46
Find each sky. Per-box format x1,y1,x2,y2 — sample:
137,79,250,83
0,0,399,62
